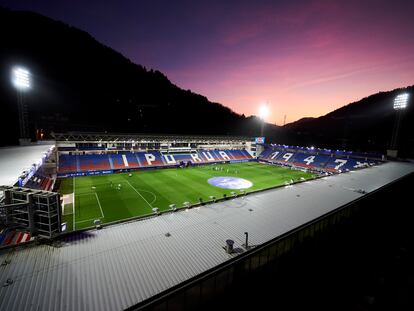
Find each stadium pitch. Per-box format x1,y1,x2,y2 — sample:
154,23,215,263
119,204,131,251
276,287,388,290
59,162,316,230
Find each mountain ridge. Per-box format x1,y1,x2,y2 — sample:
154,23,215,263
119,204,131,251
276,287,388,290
0,7,259,145
1,7,413,156
281,86,414,156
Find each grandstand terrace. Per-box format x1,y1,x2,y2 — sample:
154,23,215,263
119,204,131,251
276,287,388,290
258,144,384,173
54,133,256,176
54,133,384,177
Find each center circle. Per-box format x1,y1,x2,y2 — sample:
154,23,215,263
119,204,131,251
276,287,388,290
208,176,253,189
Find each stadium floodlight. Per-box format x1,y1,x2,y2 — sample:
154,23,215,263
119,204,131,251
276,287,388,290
258,104,269,137
389,93,410,155
393,93,409,110
12,66,32,141
12,67,30,90
258,105,269,120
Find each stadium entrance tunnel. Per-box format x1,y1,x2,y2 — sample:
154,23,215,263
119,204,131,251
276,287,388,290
207,177,253,189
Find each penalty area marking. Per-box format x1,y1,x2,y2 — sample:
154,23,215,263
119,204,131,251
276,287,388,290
73,191,105,224
75,217,103,224
134,189,157,205
95,192,105,218
125,179,154,210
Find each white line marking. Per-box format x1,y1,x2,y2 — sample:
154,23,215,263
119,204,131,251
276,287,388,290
137,189,157,205
75,218,103,224
77,192,99,196
125,179,153,209
73,176,76,230
95,192,105,218
122,154,129,167
149,196,157,205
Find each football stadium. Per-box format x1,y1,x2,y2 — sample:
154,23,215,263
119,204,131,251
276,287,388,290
1,4,413,309
56,134,319,231
1,131,413,311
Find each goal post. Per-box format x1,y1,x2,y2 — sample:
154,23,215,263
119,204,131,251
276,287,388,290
61,193,74,216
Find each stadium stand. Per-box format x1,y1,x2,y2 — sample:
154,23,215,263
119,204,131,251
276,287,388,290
170,153,196,163
110,154,129,169
23,169,55,191
56,143,381,176
0,229,32,247
259,145,382,173
0,229,7,245
58,149,253,175
125,152,141,168
136,151,165,167
269,144,384,161
57,154,78,173
79,154,112,171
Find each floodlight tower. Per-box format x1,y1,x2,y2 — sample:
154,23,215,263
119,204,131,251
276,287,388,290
12,67,31,143
389,93,409,157
258,104,269,137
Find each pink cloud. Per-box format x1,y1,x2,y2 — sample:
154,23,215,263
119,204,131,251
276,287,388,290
160,1,414,126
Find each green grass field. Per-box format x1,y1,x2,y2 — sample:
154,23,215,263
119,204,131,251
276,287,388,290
58,162,316,231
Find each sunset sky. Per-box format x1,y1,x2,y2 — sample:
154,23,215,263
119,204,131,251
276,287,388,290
3,0,414,124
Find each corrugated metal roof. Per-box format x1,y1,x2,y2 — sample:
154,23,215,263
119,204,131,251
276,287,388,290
0,144,54,186
1,162,413,311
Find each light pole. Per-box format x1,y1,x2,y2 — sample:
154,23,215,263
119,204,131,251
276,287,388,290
389,93,409,158
258,104,269,137
12,66,31,144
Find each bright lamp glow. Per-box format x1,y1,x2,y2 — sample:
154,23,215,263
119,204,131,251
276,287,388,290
393,93,409,110
12,67,30,90
258,105,269,119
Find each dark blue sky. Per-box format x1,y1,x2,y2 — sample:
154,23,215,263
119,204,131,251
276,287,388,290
3,0,414,123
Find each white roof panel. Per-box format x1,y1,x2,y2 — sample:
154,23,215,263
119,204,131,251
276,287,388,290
0,144,54,186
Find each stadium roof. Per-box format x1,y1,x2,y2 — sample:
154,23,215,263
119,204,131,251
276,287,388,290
1,162,413,311
0,144,54,186
52,132,252,143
